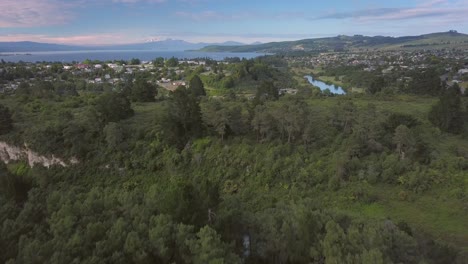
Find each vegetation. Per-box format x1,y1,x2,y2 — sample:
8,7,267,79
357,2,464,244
0,54,468,263
0,103,13,134
199,31,468,53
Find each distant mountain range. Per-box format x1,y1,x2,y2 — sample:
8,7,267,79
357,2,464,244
199,31,468,53
2,31,467,53
0,39,249,52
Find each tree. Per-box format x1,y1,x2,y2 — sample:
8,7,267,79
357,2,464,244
332,99,356,134
0,104,13,135
94,92,134,123
222,76,235,89
165,57,179,67
131,78,157,102
166,86,203,146
280,102,307,143
55,82,78,97
393,125,415,160
103,122,125,150
153,57,165,67
409,68,443,95
202,101,229,140
254,81,278,103
129,58,140,65
15,82,31,97
368,77,385,94
251,105,276,142
187,226,241,264
323,221,346,264
32,81,55,98
190,75,206,97
429,85,465,134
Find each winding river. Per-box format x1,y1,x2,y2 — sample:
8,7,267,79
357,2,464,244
305,75,346,95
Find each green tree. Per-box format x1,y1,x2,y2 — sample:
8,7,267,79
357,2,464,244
129,58,141,65
103,122,125,150
429,85,465,134
190,75,206,97
255,81,279,103
393,125,415,160
166,86,203,146
153,57,165,67
15,82,31,97
323,221,346,264
409,68,443,95
188,226,241,264
222,76,235,89
131,78,157,102
251,104,276,142
94,92,134,123
202,101,229,140
165,57,179,67
368,76,385,94
0,104,13,135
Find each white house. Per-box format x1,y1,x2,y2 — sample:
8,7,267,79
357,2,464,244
458,69,468,75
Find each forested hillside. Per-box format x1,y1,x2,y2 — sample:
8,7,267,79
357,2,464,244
0,56,467,264
199,31,468,53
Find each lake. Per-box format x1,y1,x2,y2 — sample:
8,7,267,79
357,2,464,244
0,50,266,63
305,75,346,95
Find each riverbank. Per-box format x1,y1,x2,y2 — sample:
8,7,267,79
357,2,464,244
293,67,365,94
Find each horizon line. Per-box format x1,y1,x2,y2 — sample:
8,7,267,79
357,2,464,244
0,30,464,46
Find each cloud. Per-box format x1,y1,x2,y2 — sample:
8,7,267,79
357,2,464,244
0,0,72,27
112,0,166,3
0,33,129,45
318,7,467,21
175,11,224,20
318,8,401,20
316,0,468,22
175,10,305,21
143,31,328,43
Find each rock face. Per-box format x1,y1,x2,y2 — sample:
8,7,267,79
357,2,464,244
0,141,77,168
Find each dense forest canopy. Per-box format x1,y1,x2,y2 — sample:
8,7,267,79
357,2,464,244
0,54,467,264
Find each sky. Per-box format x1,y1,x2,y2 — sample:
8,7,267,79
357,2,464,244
0,0,467,45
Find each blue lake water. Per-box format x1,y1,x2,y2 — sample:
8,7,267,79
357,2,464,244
305,75,346,95
0,50,266,63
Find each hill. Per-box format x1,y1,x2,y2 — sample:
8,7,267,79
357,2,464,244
199,31,468,53
0,40,246,52
0,41,85,52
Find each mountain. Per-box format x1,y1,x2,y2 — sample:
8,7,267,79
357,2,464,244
198,31,468,53
4,32,467,53
0,39,247,52
99,39,246,51
0,41,85,52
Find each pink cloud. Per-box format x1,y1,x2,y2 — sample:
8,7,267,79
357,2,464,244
0,0,72,27
175,10,275,21
0,34,130,45
112,0,166,3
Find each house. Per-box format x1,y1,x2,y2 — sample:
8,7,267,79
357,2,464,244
172,81,186,86
458,69,468,75
279,88,298,95
76,64,89,69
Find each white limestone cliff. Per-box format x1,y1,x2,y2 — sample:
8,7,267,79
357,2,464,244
0,141,78,168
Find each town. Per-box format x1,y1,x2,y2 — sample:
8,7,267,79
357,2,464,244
2,48,468,98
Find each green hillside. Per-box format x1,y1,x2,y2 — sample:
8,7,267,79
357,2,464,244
199,31,468,53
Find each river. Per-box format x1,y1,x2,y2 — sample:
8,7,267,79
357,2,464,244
305,75,346,95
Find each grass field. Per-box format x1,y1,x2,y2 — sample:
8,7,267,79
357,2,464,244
342,185,468,249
